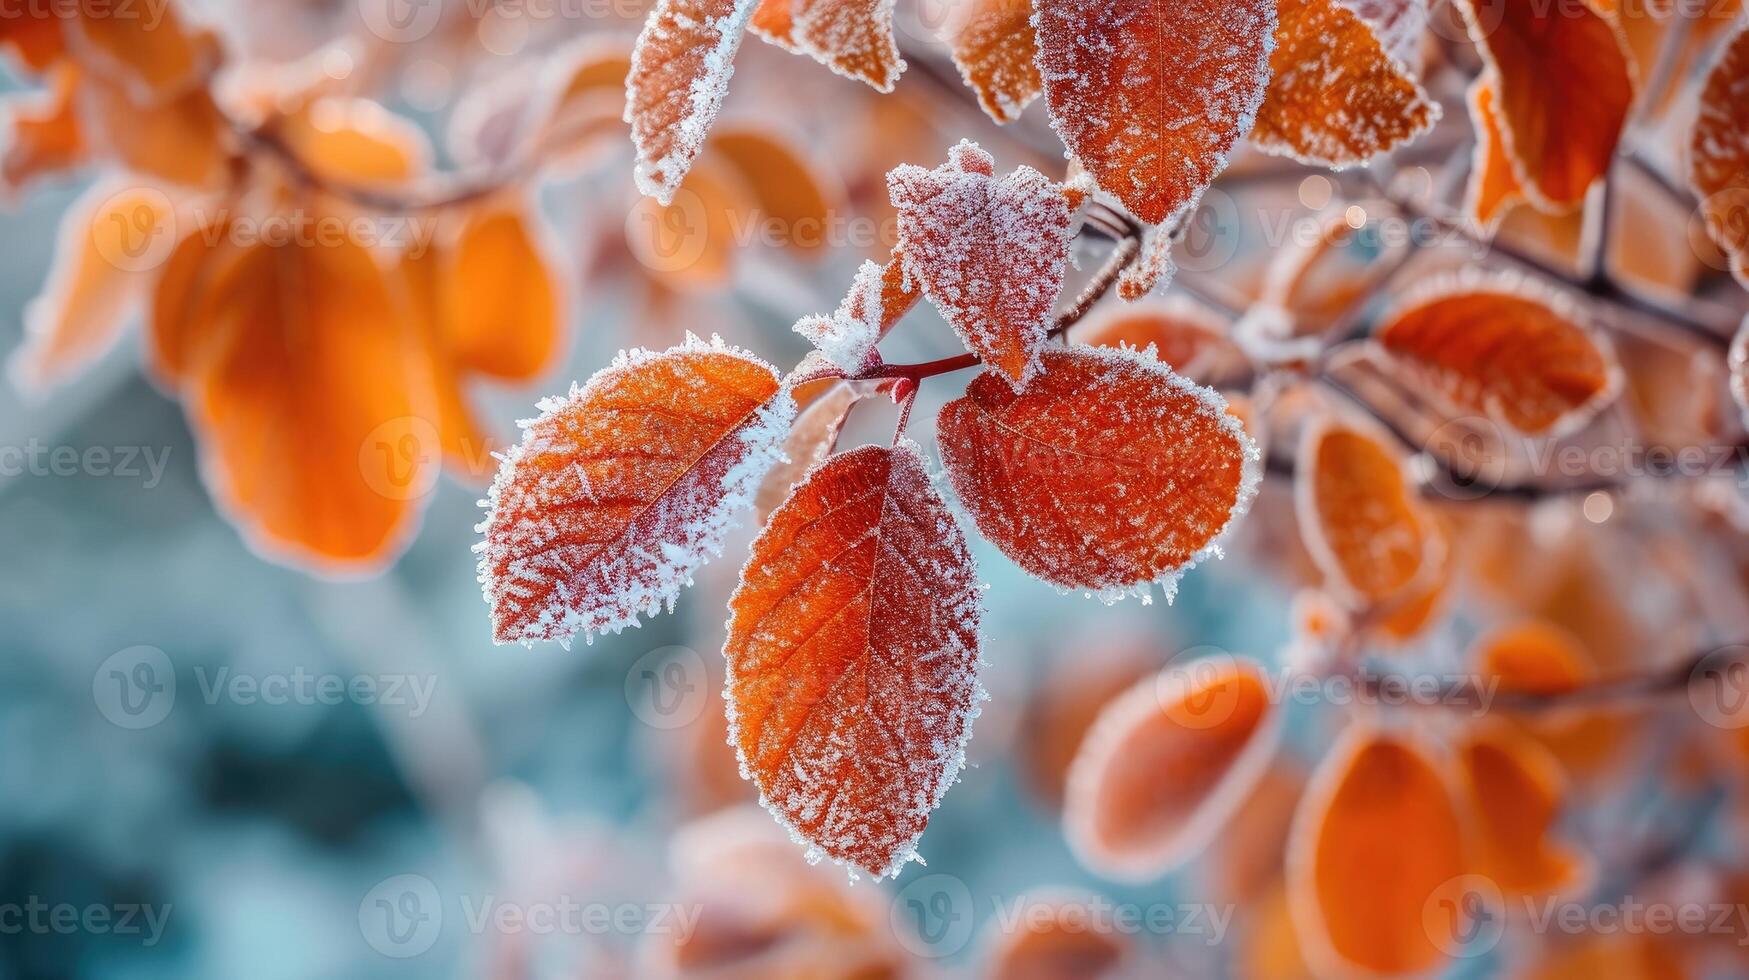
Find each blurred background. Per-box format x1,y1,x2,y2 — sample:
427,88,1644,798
3,0,1749,977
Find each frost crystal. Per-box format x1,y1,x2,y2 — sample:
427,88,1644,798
888,140,1078,389
477,335,796,646
1033,0,1276,225
626,0,761,204
792,259,888,372
723,441,985,880
750,0,906,92
937,345,1261,604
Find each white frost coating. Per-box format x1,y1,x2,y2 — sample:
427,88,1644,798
627,0,762,204
889,140,1075,389
750,0,908,92
721,441,988,881
476,334,796,647
1376,266,1623,440
940,343,1262,607
792,259,886,371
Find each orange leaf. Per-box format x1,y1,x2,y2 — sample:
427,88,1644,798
724,443,983,878
147,204,236,388
8,181,173,394
439,202,563,383
1033,0,1275,224
1374,273,1621,436
1287,727,1468,977
276,96,431,186
186,233,437,572
66,1,218,101
1252,0,1438,167
1071,296,1246,384
888,140,1080,387
943,0,1040,123
937,346,1259,600
530,35,632,169
479,337,795,645
1295,418,1431,606
750,0,904,91
0,7,66,73
1464,75,1523,232
1458,722,1590,896
1454,0,1633,211
627,0,759,203
78,74,228,188
981,889,1133,979
1064,655,1280,880
1345,0,1428,67
710,127,841,257
397,238,501,483
2,64,86,193
1474,619,1593,696
1690,23,1749,289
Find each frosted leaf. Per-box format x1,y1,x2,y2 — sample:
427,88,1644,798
1464,77,1521,232
477,335,797,646
1064,656,1281,881
751,0,905,91
936,345,1261,603
1373,269,1621,437
1071,295,1247,385
626,0,760,204
888,140,1079,388
1033,0,1276,225
943,0,1041,123
1117,221,1179,301
1341,0,1426,69
724,442,985,880
1252,0,1439,169
1690,23,1749,289
1732,316,1749,430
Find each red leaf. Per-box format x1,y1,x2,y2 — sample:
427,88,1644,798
944,0,1041,123
888,140,1079,388
724,443,984,878
1033,0,1275,224
937,346,1260,600
478,336,797,646
1690,23,1749,288
750,0,905,91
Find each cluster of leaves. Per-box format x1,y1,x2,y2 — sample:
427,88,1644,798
480,0,1749,975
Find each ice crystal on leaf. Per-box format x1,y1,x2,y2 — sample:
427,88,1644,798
751,0,906,92
936,345,1260,603
1251,0,1438,169
792,257,916,372
1032,0,1276,226
723,442,985,880
944,0,1041,123
1294,418,1432,607
477,336,796,647
626,0,760,204
888,140,1080,388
